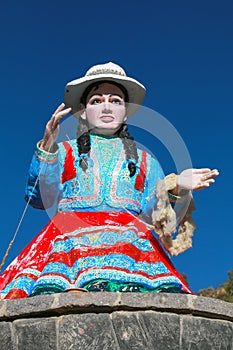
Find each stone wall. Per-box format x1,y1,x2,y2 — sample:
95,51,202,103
0,293,232,349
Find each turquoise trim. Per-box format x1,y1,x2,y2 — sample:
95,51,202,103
36,141,58,162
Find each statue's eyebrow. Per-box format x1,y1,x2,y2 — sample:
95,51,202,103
88,93,124,98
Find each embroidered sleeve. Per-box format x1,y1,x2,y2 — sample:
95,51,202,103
25,141,62,209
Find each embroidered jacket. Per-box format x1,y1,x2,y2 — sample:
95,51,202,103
25,134,164,223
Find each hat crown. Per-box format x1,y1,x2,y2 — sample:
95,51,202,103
85,62,126,77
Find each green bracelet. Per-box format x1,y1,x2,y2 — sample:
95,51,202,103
168,191,182,202
36,141,58,162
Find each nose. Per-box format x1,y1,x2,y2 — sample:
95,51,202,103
102,98,112,113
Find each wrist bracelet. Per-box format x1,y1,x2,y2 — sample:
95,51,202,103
36,140,58,162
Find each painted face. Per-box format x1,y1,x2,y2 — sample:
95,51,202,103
80,83,127,135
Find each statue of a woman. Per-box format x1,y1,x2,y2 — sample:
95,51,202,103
0,62,218,299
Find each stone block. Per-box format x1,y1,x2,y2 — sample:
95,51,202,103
13,317,57,350
0,301,7,319
57,291,121,313
111,311,149,349
58,313,119,349
0,322,14,350
192,295,233,321
181,315,233,350
120,292,190,312
6,294,56,319
139,311,180,350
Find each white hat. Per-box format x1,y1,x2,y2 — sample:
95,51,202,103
64,62,146,117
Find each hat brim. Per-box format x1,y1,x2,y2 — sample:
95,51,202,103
64,74,146,118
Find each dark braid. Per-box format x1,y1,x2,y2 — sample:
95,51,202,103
118,124,139,177
76,118,91,171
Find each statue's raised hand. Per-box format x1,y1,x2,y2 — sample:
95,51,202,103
177,168,219,192
40,103,71,152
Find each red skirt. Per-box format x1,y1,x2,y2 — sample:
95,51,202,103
0,212,192,299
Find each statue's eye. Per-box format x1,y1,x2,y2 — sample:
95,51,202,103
110,97,122,105
90,98,102,105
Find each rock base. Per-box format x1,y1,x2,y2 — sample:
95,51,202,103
0,293,232,349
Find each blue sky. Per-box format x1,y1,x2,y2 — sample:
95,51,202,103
0,0,232,293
